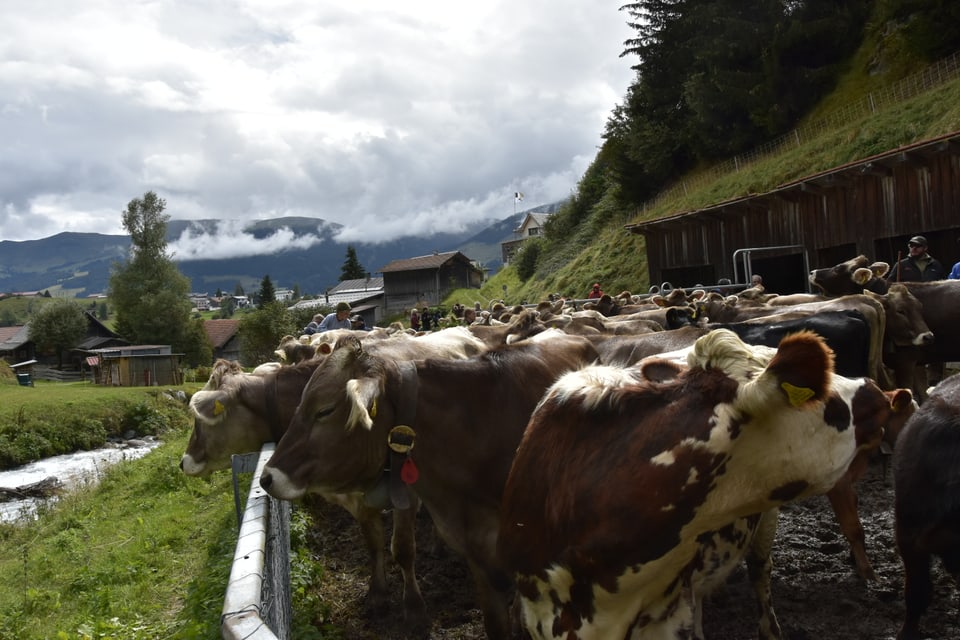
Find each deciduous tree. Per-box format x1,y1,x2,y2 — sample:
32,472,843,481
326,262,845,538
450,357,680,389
28,299,88,369
109,191,193,354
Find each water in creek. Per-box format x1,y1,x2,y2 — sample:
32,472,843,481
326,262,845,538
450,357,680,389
0,438,161,523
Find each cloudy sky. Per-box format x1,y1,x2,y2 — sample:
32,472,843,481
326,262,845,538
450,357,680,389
1,1,636,257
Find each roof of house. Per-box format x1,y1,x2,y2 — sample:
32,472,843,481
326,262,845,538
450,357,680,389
288,291,383,312
514,212,551,233
203,319,241,348
0,325,31,350
378,251,476,273
329,277,384,293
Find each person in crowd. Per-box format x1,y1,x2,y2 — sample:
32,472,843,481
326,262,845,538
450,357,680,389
462,307,477,325
751,274,763,287
317,302,353,333
350,315,368,331
422,308,433,331
410,307,421,331
949,257,960,279
303,313,323,335
886,235,946,282
587,283,603,299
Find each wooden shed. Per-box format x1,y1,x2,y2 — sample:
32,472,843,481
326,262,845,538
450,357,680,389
87,345,183,386
378,251,484,313
626,130,960,295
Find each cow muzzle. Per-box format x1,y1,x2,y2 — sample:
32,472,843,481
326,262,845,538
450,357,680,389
259,467,306,501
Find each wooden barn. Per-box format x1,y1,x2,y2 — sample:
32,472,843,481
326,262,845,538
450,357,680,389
379,251,484,313
626,130,960,295
87,345,183,386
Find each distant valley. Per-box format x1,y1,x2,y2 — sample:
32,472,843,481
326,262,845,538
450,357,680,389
0,203,563,297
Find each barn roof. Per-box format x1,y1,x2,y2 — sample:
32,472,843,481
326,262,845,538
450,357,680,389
203,319,241,349
0,325,30,350
378,251,477,273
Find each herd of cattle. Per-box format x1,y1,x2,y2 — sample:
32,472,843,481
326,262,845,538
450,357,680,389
180,255,959,640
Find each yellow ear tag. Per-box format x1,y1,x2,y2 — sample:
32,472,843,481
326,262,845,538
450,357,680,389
213,399,225,416
781,382,815,407
370,398,377,419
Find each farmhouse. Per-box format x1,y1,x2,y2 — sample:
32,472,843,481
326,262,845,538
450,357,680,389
202,319,241,363
501,211,552,264
378,251,483,313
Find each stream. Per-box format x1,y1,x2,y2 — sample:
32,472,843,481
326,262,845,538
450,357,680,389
0,438,161,523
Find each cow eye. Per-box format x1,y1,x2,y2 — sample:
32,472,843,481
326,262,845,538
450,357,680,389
314,406,335,420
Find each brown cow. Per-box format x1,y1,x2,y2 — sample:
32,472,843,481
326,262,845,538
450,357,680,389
259,334,601,639
810,256,952,397
183,358,426,624
498,330,908,639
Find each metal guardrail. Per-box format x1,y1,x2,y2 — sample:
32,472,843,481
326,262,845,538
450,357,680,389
221,444,291,640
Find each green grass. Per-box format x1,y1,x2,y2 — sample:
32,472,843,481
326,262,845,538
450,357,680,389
0,383,330,639
0,375,201,470
0,420,235,638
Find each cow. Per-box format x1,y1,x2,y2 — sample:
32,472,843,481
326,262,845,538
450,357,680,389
893,373,960,640
498,329,905,639
809,256,952,397
258,332,601,639
182,358,426,625
184,327,486,627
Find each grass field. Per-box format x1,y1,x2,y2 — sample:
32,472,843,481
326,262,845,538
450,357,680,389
0,378,329,639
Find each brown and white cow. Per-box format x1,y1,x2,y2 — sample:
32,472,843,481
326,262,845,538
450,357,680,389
497,329,903,639
259,332,601,639
893,373,960,640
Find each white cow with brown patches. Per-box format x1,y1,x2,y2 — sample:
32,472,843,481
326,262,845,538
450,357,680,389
498,329,908,639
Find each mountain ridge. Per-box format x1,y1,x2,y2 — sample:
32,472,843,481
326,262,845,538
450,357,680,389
0,202,564,296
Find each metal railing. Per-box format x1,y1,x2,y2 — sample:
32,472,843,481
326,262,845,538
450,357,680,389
221,444,291,640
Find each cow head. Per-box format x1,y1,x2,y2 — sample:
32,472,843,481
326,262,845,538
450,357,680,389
865,285,934,347
181,359,315,476
259,337,407,500
810,255,890,296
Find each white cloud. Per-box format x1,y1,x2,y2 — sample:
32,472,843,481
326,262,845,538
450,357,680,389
0,1,636,248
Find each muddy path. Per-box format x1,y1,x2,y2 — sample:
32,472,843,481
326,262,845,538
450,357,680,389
300,455,958,639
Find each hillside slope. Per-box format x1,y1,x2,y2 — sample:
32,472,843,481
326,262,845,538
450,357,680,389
497,28,960,306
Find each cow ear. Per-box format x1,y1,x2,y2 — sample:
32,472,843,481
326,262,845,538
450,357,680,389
345,377,381,430
764,331,832,405
869,262,890,278
862,288,880,300
317,342,333,356
650,295,667,307
640,360,683,383
190,389,230,423
853,268,875,286
890,388,914,412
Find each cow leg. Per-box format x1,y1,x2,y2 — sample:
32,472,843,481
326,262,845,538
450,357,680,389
825,458,877,581
465,558,513,639
897,546,933,640
351,504,391,614
746,509,782,640
390,503,428,629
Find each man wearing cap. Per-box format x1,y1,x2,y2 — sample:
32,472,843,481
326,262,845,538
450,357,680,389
886,235,946,282
587,283,603,299
317,301,353,332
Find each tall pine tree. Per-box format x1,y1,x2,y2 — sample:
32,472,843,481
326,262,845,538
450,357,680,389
340,245,366,281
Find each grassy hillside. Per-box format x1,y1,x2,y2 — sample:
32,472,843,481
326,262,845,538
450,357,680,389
470,39,960,308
